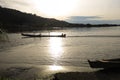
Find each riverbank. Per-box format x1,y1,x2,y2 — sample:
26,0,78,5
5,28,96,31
0,64,95,80
53,69,120,80
0,64,120,80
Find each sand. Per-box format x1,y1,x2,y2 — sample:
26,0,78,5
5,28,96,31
53,69,120,80
0,64,120,80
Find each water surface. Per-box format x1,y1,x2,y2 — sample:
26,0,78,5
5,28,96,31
0,26,120,71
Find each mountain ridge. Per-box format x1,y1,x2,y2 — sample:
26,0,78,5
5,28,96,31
0,6,70,32
0,6,118,32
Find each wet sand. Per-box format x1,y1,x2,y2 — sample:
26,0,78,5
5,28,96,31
0,64,120,80
53,69,120,80
0,65,38,80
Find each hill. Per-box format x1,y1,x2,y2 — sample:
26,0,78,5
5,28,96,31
0,6,119,32
0,6,69,32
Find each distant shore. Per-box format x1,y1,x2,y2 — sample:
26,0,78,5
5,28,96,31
0,6,120,33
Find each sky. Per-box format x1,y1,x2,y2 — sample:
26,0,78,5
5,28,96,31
0,0,120,24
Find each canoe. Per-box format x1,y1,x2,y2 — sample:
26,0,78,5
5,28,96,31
88,58,120,68
21,33,66,37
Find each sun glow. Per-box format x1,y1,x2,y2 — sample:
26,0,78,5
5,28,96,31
49,37,63,58
49,65,63,71
50,32,61,35
33,0,78,18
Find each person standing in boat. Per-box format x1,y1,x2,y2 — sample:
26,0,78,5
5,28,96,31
62,33,63,36
39,33,41,36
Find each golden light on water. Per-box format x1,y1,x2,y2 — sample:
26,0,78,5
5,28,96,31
50,32,61,35
48,32,64,71
49,37,63,58
49,65,63,71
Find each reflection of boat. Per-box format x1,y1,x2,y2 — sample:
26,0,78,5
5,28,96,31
88,58,120,68
21,33,66,37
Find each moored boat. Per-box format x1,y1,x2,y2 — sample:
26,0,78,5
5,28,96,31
21,33,66,37
88,58,120,68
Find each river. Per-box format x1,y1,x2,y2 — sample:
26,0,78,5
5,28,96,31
0,26,120,79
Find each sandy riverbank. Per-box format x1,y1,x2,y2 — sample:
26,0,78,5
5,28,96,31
53,69,120,80
0,64,120,80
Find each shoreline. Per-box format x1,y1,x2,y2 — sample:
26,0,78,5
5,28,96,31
53,69,120,80
0,64,96,80
0,64,120,80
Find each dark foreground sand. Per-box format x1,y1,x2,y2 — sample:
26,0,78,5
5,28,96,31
0,67,38,80
53,69,120,80
0,65,120,80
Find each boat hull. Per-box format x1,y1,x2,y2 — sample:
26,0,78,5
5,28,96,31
21,33,66,37
88,59,120,68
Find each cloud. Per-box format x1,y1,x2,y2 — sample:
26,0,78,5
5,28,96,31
0,0,30,7
65,16,120,24
0,0,36,14
1,0,16,7
67,16,101,20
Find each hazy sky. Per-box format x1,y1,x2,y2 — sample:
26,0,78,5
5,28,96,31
0,0,120,24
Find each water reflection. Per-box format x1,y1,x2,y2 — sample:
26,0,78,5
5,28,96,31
49,37,64,70
50,32,61,35
49,37,63,58
49,65,64,71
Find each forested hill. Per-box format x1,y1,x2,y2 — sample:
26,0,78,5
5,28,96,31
0,6,69,32
0,6,119,32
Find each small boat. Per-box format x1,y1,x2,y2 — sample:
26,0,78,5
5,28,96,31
88,58,120,68
21,33,66,37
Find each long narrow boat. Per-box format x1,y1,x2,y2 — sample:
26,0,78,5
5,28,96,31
21,33,66,37
88,58,120,68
